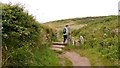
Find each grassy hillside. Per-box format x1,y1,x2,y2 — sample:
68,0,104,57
72,16,119,66
45,15,119,66
1,2,119,66
45,16,105,30
1,3,60,66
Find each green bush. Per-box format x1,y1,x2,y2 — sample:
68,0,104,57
2,3,56,66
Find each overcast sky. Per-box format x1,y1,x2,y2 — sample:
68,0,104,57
1,0,120,23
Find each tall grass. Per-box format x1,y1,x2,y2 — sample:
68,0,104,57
71,16,119,66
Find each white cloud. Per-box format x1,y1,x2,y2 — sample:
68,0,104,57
1,0,119,23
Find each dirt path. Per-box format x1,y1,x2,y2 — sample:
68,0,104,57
59,51,91,66
50,42,91,66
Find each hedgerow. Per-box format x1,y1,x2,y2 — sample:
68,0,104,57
2,3,56,66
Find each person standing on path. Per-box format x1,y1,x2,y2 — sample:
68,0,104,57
63,25,69,43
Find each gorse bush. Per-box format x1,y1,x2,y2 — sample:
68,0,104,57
2,3,40,49
2,3,58,66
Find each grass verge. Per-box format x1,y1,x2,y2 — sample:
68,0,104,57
74,48,115,66
30,45,61,66
64,57,72,66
